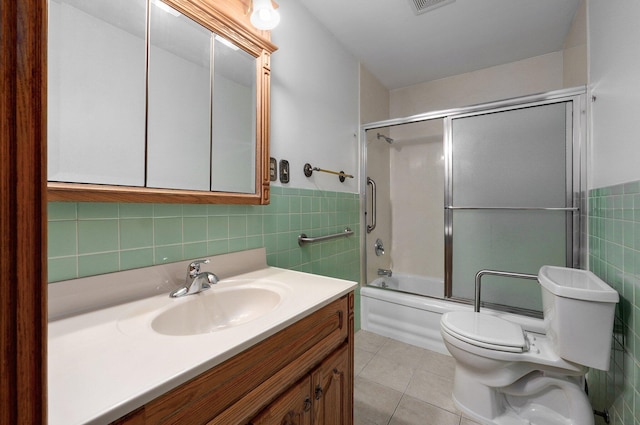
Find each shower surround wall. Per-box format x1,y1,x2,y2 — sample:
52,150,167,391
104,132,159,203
389,120,444,287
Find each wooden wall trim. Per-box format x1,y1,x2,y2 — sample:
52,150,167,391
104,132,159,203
1,0,48,424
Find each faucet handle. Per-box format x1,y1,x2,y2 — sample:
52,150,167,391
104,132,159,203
188,259,210,277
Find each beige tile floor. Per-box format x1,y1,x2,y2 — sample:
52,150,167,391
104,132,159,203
354,330,481,425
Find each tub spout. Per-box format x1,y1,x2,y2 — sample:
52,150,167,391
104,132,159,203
377,268,392,277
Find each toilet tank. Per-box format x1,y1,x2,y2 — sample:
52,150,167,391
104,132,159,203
538,266,619,371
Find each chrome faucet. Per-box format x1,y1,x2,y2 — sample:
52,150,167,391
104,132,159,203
170,259,219,298
377,268,392,277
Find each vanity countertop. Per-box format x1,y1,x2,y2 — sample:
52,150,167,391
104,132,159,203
48,265,356,425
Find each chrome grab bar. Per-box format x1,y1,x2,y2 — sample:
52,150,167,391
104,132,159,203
447,206,578,211
474,269,538,312
298,227,353,246
366,177,376,233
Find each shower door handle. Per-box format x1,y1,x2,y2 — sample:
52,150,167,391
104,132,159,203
367,177,376,233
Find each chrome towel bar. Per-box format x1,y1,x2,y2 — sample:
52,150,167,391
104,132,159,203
303,163,353,182
298,227,353,246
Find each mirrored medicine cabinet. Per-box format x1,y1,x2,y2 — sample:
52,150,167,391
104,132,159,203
47,0,277,204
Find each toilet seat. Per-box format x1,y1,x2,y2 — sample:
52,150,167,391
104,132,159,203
441,311,528,353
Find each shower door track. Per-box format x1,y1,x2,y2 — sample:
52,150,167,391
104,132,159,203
360,86,586,133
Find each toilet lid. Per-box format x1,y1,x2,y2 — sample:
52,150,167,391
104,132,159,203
441,311,527,353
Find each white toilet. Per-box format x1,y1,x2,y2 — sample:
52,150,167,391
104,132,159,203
440,266,619,425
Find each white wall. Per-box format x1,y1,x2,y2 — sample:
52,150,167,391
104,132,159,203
563,0,587,88
390,51,564,118
589,0,640,189
270,0,360,193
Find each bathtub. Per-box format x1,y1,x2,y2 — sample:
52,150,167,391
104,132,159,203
367,273,444,298
361,274,545,356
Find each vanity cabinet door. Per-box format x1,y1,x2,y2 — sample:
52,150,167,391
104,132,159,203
311,344,350,425
249,376,312,425
248,344,351,425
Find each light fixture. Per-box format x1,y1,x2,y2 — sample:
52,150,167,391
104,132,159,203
250,0,280,30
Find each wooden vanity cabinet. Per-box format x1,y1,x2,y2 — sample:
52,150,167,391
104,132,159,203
249,376,312,425
250,344,350,425
110,292,354,425
311,344,350,425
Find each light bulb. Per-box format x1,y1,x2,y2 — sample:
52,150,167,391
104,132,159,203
250,0,280,30
259,8,271,20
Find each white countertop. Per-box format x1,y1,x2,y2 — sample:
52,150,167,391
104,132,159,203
48,266,356,425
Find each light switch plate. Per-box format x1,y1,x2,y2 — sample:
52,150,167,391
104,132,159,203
279,160,290,183
269,157,277,181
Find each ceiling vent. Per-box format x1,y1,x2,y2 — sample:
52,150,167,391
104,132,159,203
408,0,455,15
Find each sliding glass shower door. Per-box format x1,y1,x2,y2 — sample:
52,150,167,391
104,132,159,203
445,101,579,313
361,87,585,315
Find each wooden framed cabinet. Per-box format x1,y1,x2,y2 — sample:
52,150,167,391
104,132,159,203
110,293,354,425
47,0,277,205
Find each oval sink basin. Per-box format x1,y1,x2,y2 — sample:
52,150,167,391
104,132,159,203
152,286,282,336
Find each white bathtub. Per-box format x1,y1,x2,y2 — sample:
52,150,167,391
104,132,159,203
361,274,545,356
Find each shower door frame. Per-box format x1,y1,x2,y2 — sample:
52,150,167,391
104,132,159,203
443,94,586,310
360,87,587,313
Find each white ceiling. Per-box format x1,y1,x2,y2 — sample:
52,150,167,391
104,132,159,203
297,0,582,90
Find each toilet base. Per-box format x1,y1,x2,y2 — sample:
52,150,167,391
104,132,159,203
453,371,594,425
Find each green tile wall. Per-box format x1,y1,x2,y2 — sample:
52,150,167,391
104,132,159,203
48,186,361,329
588,180,640,425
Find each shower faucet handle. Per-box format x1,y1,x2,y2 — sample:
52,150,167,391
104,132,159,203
374,238,385,256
